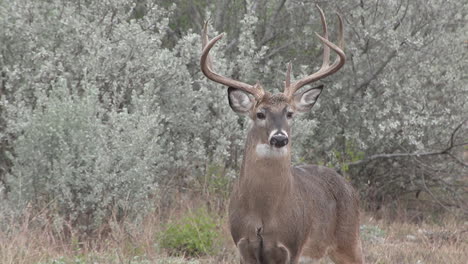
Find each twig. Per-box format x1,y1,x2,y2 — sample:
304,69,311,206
348,119,468,167
353,49,398,96
347,150,445,166
261,41,297,61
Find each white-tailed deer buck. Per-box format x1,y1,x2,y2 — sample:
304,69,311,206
200,5,363,264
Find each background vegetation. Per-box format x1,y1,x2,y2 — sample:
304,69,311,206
0,0,466,263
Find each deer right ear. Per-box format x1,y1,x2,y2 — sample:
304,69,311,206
228,87,254,114
293,85,323,113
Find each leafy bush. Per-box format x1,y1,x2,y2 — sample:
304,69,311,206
159,208,221,257
3,79,167,234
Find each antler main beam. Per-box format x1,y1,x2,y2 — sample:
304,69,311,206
283,5,346,98
200,22,265,100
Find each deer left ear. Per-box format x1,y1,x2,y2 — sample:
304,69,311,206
293,85,323,113
228,87,254,114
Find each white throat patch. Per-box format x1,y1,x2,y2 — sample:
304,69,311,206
255,143,288,159
299,256,319,263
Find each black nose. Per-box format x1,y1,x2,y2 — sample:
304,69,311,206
270,134,288,148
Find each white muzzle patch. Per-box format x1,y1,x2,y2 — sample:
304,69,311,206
255,143,288,158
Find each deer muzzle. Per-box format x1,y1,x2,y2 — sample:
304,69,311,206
270,132,288,148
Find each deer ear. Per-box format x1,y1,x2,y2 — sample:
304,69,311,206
293,85,323,113
228,87,254,114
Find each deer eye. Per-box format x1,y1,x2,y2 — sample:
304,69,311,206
286,112,294,119
256,112,266,120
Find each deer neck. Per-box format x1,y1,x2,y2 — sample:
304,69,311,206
237,129,293,213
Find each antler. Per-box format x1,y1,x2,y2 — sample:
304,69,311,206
283,5,346,98
200,22,265,100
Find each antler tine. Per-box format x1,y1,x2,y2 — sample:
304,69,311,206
284,6,346,98
330,12,345,70
284,62,292,89
337,12,345,50
202,21,213,70
317,5,330,69
200,22,264,100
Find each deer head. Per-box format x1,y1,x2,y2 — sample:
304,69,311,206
201,5,345,155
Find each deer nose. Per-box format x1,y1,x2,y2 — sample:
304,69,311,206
270,133,288,148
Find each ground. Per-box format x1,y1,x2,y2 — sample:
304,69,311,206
1,209,467,264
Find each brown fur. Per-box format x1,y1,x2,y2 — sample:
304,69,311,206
228,99,364,264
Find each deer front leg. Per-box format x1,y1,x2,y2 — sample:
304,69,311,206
238,237,294,264
237,237,261,264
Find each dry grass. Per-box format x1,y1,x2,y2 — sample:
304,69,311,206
1,197,467,264
359,215,467,264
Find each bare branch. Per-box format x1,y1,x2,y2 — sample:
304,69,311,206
347,151,445,167
261,40,297,61
348,120,468,167
353,49,398,97
445,118,467,152
259,0,287,46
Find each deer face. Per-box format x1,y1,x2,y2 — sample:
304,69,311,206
228,85,323,149
201,5,344,153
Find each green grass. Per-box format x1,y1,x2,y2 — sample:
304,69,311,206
159,208,221,257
